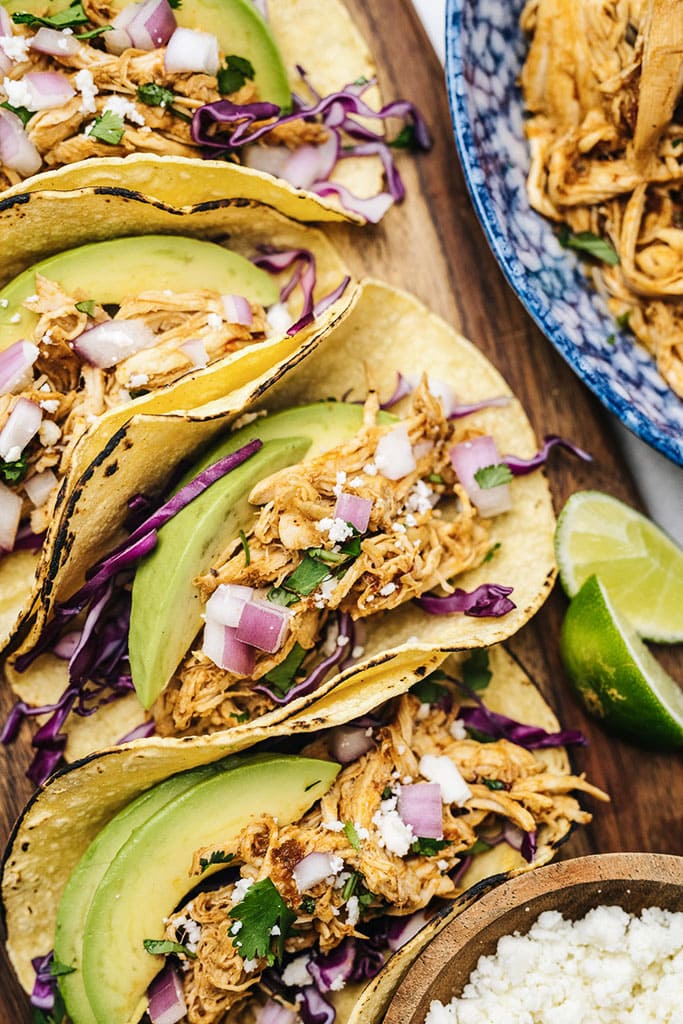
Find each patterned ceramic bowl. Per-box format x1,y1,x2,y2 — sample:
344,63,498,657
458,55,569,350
445,0,683,465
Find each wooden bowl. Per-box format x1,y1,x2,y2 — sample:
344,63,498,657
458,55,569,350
384,853,683,1024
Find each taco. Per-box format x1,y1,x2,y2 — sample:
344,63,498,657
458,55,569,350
1,278,582,783
0,0,429,221
0,186,354,652
1,646,608,1024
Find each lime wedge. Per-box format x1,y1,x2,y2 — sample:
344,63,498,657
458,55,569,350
561,574,683,749
555,490,683,642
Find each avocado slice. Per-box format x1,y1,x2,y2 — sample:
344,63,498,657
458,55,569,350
0,235,279,351
55,758,239,1024
79,754,339,1024
129,402,389,709
2,0,290,107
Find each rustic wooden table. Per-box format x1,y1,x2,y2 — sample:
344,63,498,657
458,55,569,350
1,0,681,1019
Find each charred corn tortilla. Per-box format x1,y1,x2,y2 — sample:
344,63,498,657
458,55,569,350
0,185,353,652
8,279,556,764
0,0,385,221
1,645,603,1021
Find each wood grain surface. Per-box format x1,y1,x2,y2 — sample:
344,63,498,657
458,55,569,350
1,1,681,1019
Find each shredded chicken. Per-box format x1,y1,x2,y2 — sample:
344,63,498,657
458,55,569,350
163,692,608,1024
154,384,491,735
521,0,683,396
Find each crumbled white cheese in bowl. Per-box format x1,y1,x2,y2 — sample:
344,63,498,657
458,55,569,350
424,905,683,1024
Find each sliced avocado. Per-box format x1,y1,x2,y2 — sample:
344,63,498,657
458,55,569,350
55,759,238,1024
2,0,290,107
80,754,339,1024
0,235,279,350
129,402,394,709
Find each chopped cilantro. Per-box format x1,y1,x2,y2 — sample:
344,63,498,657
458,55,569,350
340,531,362,558
466,839,492,856
473,463,513,490
1,101,32,127
465,727,496,743
49,959,75,978
306,546,347,565
606,334,616,346
267,585,299,607
616,311,631,329
143,938,197,959
352,76,369,86
427,473,444,484
217,54,256,95
262,642,307,696
342,872,359,900
229,877,295,965
299,895,316,914
410,675,448,705
344,821,361,850
168,0,182,7
239,529,251,566
269,529,362,604
462,650,491,693
342,871,373,907
410,837,450,856
75,299,95,317
482,778,506,791
136,82,192,123
558,225,620,266
381,786,394,800
13,1,88,28
76,24,112,38
0,455,28,484
280,554,331,596
230,711,249,724
199,850,235,872
88,110,124,145
389,124,420,151
673,138,683,148
482,541,501,563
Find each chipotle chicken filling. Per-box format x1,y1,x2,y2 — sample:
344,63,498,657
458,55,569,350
521,0,683,396
160,689,608,1024
154,383,493,735
0,273,268,534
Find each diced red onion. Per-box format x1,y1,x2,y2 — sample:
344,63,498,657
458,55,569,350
164,27,219,75
30,952,55,1011
257,1000,298,1024
105,26,135,54
24,468,56,508
236,599,289,654
203,619,255,675
243,144,290,177
450,436,512,517
0,108,42,177
385,909,431,952
0,6,12,36
23,71,75,111
205,583,253,627
374,423,416,480
293,852,340,893
0,480,22,552
397,783,443,839
380,372,412,409
53,629,82,660
73,319,156,368
334,493,371,534
328,725,375,764
0,340,39,396
126,0,176,49
148,964,187,1024
280,133,339,190
180,338,208,368
30,27,81,57
0,51,11,76
0,397,42,461
221,294,253,326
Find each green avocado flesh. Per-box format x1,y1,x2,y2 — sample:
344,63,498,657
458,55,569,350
1,0,290,106
75,754,339,1024
129,402,388,709
0,235,279,351
55,760,231,1024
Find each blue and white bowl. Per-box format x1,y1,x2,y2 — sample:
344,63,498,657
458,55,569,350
445,0,683,465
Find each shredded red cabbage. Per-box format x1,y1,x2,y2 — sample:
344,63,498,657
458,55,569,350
457,702,587,749
252,247,350,335
117,719,156,743
13,524,46,552
30,952,56,1011
416,584,516,618
307,941,355,993
297,988,335,1024
380,372,413,409
450,855,472,886
503,435,592,475
448,396,512,419
522,829,537,864
254,612,354,706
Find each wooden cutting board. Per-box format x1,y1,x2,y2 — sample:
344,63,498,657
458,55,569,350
1,1,681,1018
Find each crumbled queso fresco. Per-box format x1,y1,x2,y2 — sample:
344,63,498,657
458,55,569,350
424,905,683,1024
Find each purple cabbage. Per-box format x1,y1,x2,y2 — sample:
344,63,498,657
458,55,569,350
13,524,46,552
254,612,354,706
522,829,537,864
117,719,156,743
252,248,349,335
307,941,355,993
457,702,587,749
503,435,592,475
297,988,335,1024
417,583,516,618
30,952,56,1011
448,396,511,419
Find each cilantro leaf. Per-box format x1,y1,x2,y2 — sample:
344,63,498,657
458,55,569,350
410,675,448,705
137,82,175,107
410,837,450,856
49,959,75,978
76,24,112,38
381,786,394,800
473,463,513,490
606,333,616,346
230,711,249,724
262,642,307,696
558,226,620,266
389,124,420,151
344,821,361,850
466,839,492,856
217,54,255,95
299,895,316,913
462,650,491,693
199,850,235,872
1,455,28,484
482,778,506,791
1,101,32,127
75,299,95,317
616,311,631,329
168,0,182,8
427,472,444,484
267,585,299,607
281,554,331,596
13,1,88,28
143,938,197,959
482,541,501,563
229,877,295,965
238,529,251,566
88,110,124,145
342,872,359,900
